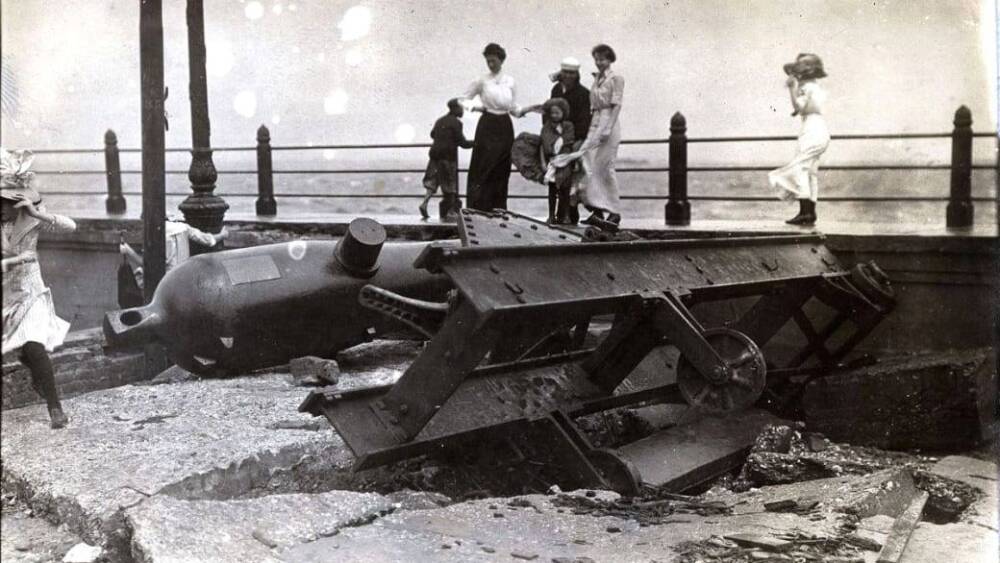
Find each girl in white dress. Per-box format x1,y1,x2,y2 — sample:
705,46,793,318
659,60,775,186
768,53,829,225
2,149,76,428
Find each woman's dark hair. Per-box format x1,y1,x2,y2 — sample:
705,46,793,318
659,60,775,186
482,43,507,62
591,44,616,62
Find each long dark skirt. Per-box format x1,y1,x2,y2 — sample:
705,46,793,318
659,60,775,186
467,112,514,211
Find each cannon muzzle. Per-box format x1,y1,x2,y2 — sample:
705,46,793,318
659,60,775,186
103,305,163,349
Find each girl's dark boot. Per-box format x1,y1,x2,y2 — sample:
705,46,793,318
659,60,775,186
21,342,67,429
786,200,810,225
800,200,817,225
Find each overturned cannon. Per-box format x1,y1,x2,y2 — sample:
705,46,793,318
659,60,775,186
102,218,454,375
301,209,896,494
102,213,587,376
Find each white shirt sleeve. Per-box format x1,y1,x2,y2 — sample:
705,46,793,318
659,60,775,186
461,77,484,111
40,214,76,233
185,225,218,248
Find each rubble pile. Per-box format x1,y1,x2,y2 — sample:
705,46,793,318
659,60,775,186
719,424,929,490
550,490,731,526
716,423,989,525
674,530,868,563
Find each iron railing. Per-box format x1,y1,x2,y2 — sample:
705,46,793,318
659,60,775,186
25,105,999,228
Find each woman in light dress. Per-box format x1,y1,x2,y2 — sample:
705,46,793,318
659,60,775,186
2,148,76,428
547,44,625,229
768,53,830,225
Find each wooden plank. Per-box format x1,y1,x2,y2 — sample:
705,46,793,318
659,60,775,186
876,490,929,563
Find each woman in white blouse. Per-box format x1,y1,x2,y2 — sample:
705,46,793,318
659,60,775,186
768,53,830,225
461,43,526,211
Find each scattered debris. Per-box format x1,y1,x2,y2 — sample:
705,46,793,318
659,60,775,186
61,542,102,563
675,531,867,563
550,490,729,526
264,419,325,432
145,364,198,386
131,413,179,429
721,423,933,492
251,526,279,549
763,498,820,514
912,469,983,522
289,355,341,386
724,533,793,552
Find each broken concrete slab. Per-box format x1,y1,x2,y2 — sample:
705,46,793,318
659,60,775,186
727,468,918,520
284,469,919,562
1,374,356,559
900,521,999,563
1,505,82,563
283,494,819,563
615,409,787,491
126,491,393,562
801,349,997,451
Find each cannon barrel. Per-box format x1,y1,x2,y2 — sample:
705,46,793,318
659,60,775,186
104,219,452,375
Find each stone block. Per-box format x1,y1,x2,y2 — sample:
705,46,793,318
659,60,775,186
802,349,996,451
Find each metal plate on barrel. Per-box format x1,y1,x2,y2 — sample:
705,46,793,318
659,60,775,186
222,255,282,285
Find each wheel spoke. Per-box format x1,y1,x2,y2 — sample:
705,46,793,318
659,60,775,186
693,385,711,406
722,389,735,411
731,350,756,367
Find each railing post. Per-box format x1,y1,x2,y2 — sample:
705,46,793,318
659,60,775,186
104,129,126,215
946,105,974,228
255,124,277,216
179,0,229,250
664,112,690,225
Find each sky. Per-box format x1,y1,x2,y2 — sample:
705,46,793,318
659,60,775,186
1,0,997,167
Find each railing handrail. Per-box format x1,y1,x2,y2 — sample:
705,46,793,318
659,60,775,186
37,189,998,203
23,130,998,155
29,163,999,175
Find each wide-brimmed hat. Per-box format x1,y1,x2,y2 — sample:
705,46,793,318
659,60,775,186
783,53,827,79
0,148,41,204
549,57,582,82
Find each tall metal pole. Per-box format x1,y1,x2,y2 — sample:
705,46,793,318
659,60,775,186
179,0,228,250
140,0,168,375
140,0,166,302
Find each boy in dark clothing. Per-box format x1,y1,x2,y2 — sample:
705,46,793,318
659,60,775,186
538,98,577,224
420,98,474,221
548,57,592,143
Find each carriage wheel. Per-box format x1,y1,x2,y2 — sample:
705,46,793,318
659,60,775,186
677,328,767,413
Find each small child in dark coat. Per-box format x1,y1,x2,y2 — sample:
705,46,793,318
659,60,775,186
538,98,578,224
421,99,474,221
